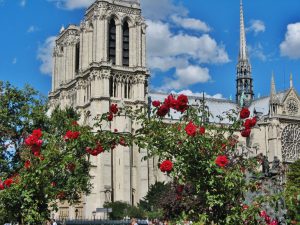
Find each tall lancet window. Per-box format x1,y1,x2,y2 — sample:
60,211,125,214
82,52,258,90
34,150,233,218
109,19,116,65
122,21,129,66
75,42,80,74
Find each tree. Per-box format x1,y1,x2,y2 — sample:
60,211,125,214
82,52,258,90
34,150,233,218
285,159,300,223
0,82,93,224
139,181,171,212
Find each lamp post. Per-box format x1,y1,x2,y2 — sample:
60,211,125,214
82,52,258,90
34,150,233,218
92,211,96,221
75,208,78,220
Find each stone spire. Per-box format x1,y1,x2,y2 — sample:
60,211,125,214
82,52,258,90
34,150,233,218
239,0,247,61
236,0,254,107
290,73,293,88
270,72,276,98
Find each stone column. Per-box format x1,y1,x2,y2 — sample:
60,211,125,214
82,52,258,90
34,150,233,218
82,30,89,70
88,30,93,66
129,25,136,67
52,53,57,92
61,46,66,84
103,18,108,62
136,25,142,67
93,19,99,62
116,22,122,66
141,24,146,67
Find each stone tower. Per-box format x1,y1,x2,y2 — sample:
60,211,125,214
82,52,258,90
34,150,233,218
236,0,254,106
49,0,153,220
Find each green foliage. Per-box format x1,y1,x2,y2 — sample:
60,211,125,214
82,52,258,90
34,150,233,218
139,181,170,211
104,201,146,220
285,160,300,223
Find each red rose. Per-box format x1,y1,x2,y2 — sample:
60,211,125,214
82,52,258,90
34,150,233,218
270,220,278,225
250,117,257,127
119,137,127,146
185,121,197,137
164,95,177,109
24,160,31,169
240,108,250,119
215,155,229,167
32,129,42,139
34,151,40,157
199,126,205,134
259,210,267,218
152,100,161,107
243,119,252,129
114,129,118,132
25,135,38,146
176,185,184,194
157,104,169,117
51,182,56,187
242,204,249,210
0,182,4,190
241,129,251,137
57,191,66,200
66,163,76,172
64,130,80,141
265,216,271,224
4,178,13,188
176,94,188,113
159,160,173,172
221,143,227,150
86,143,104,156
71,121,79,126
110,104,118,114
107,113,113,121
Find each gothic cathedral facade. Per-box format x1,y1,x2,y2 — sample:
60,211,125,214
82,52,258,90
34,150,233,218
49,0,300,220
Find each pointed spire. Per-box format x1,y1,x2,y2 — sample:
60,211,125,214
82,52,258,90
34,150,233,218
239,0,247,61
60,25,65,33
271,72,276,97
290,73,293,88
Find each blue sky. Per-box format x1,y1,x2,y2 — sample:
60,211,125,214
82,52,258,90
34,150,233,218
1,0,300,100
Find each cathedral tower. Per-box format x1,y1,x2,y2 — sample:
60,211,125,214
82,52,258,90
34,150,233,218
49,0,152,219
236,0,254,106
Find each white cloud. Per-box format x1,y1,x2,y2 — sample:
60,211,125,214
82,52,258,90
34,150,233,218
160,65,211,90
148,56,189,72
280,22,300,59
246,20,265,35
171,15,210,32
174,89,224,99
49,0,93,10
12,58,17,64
141,0,187,20
147,20,229,68
27,25,38,33
37,36,56,75
20,0,26,7
248,43,267,61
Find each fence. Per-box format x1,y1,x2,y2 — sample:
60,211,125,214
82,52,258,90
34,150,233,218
57,219,149,225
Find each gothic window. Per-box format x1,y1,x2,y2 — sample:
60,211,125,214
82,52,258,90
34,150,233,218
122,21,129,66
75,42,80,73
109,19,116,65
109,77,113,97
281,124,300,162
124,82,128,98
109,76,117,97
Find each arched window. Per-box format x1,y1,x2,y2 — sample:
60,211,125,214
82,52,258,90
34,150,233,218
122,21,129,66
109,19,116,65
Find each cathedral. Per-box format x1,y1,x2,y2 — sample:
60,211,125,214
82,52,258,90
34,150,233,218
49,0,300,220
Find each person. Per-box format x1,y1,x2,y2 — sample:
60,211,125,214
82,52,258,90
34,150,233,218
131,218,138,225
52,219,57,225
